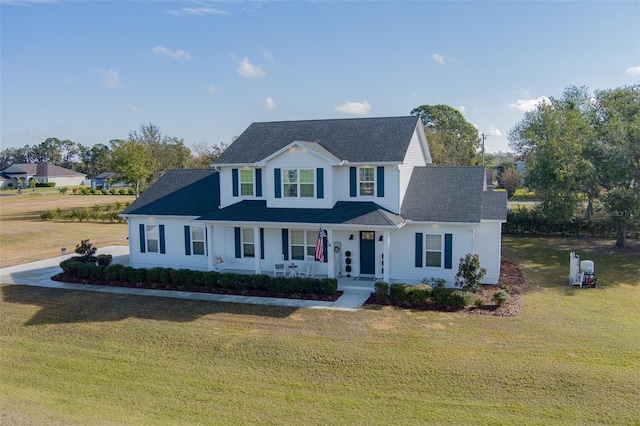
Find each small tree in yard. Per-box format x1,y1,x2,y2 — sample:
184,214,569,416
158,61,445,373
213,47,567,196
455,254,487,293
75,239,97,263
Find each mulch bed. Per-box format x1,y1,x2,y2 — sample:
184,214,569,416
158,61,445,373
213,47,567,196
51,273,343,302
364,260,526,317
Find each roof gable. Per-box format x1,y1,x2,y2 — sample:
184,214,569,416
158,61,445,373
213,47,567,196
1,163,85,177
257,140,343,165
215,116,422,165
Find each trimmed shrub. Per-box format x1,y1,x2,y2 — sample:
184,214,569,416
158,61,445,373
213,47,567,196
202,271,219,288
134,268,147,284
455,253,487,293
147,267,163,283
474,298,485,308
119,266,135,283
104,264,123,281
406,284,431,303
447,290,473,309
390,283,409,303
35,182,56,187
97,254,112,267
60,257,83,274
493,289,508,307
374,281,389,296
320,278,338,295
119,188,128,195
159,268,172,285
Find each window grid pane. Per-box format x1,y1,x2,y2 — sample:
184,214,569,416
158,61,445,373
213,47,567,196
290,230,304,245
284,170,297,183
425,234,441,250
193,242,205,255
242,228,254,243
192,227,204,241
299,170,314,183
300,184,314,197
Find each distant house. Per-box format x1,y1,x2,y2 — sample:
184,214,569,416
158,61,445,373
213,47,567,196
122,116,507,285
90,172,126,190
0,163,86,188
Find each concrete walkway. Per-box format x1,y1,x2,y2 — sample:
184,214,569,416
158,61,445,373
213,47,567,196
0,246,372,312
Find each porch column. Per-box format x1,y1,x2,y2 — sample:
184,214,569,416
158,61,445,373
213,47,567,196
327,228,334,278
383,230,390,283
253,226,261,274
207,225,215,271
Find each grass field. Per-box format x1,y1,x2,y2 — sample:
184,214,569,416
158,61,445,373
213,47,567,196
0,231,640,425
0,191,134,267
1,195,639,424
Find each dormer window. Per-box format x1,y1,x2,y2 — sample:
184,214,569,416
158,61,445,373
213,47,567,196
240,169,254,196
359,167,375,196
283,169,315,198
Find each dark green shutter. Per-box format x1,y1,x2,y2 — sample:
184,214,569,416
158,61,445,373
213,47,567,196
274,168,281,198
317,168,324,199
256,169,262,197
205,227,208,256
415,233,423,267
139,224,146,253
444,233,453,269
260,228,265,259
281,228,289,260
349,167,357,197
232,169,239,197
234,227,241,258
159,225,166,254
184,226,191,255
323,236,328,263
377,166,385,197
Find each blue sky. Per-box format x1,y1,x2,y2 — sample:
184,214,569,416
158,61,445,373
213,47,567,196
1,0,639,153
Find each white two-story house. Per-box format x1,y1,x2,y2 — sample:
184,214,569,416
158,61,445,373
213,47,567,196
121,116,507,285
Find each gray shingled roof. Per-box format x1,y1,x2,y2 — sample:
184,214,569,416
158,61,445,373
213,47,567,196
481,191,508,220
122,169,220,216
1,163,85,177
215,116,421,164
198,200,405,227
401,166,488,223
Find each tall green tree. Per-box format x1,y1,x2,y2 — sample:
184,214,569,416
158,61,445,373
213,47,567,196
109,138,153,198
591,85,640,248
410,104,480,165
189,141,229,168
509,86,597,220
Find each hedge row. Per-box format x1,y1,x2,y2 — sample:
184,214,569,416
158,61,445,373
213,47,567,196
41,204,129,222
59,257,338,296
374,281,474,309
35,182,56,187
504,208,640,237
73,187,134,196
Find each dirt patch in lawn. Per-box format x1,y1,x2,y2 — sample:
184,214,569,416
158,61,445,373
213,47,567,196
365,260,526,317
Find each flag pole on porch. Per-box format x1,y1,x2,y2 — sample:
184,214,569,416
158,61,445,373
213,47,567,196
315,225,326,263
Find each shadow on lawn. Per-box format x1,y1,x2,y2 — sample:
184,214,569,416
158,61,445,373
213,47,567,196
1,285,298,326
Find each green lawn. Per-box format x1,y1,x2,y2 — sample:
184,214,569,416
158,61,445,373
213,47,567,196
1,236,639,425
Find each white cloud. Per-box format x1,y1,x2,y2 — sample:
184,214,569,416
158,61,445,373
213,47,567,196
432,53,445,65
236,57,265,77
166,7,227,16
152,46,192,60
508,96,550,112
265,96,276,110
97,69,122,89
489,125,503,136
334,100,371,116
206,85,217,93
457,105,466,113
625,66,640,76
122,103,144,114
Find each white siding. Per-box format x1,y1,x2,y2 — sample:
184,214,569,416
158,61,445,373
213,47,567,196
51,176,86,187
331,165,400,213
398,130,428,211
472,221,503,284
265,146,333,209
385,224,474,286
128,217,210,271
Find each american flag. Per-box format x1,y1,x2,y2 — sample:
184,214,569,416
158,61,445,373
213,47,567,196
315,226,326,263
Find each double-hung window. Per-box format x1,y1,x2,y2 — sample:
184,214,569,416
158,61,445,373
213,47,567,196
359,167,375,196
240,170,254,196
290,230,316,260
191,227,205,255
242,228,255,258
283,169,314,198
146,225,159,253
425,234,442,267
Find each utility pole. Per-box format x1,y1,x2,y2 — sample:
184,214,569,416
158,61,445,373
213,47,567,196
481,133,487,166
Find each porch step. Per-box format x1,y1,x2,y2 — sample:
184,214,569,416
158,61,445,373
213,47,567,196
339,285,374,293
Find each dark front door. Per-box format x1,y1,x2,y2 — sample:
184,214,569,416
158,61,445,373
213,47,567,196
359,231,375,275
